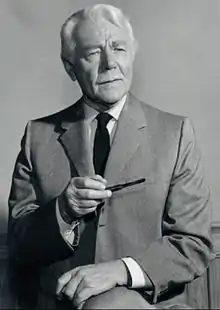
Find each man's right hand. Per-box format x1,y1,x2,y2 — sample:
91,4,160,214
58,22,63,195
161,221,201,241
60,175,112,219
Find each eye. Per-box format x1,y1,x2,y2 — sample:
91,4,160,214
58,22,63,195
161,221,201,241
113,46,126,53
85,50,101,60
90,50,100,55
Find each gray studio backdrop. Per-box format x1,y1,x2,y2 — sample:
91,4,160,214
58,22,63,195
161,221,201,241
0,0,220,233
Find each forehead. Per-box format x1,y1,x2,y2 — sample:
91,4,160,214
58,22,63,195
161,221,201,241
75,19,132,48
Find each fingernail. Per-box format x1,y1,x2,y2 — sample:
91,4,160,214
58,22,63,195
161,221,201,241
56,292,63,300
107,190,112,197
100,184,105,190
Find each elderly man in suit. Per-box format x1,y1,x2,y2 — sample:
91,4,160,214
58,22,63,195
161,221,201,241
7,4,214,310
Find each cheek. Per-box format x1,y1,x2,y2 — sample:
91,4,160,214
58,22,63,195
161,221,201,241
85,70,100,94
118,57,134,81
120,65,133,89
77,67,98,93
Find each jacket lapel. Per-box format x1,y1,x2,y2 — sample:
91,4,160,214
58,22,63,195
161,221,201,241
58,99,95,177
57,94,150,182
104,94,148,185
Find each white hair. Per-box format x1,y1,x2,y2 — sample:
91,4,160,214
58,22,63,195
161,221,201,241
60,4,136,63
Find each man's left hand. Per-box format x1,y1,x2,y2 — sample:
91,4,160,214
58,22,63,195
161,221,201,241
56,260,128,309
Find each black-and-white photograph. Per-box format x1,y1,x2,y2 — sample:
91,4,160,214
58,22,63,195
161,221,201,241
0,1,219,309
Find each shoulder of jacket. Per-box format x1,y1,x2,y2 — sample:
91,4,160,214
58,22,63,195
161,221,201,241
129,94,189,140
140,101,185,123
137,99,186,132
27,101,80,131
23,102,79,146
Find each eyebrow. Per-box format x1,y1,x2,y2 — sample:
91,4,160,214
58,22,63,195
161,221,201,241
80,44,102,52
111,40,128,46
80,40,128,51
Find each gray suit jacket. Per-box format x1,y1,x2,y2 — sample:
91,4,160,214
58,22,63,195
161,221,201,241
6,94,214,309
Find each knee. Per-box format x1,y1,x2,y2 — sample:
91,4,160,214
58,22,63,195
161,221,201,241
82,287,126,309
82,286,150,309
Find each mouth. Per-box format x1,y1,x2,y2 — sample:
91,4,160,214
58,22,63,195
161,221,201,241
98,79,122,85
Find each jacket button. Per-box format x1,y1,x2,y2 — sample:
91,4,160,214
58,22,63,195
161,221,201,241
98,223,105,227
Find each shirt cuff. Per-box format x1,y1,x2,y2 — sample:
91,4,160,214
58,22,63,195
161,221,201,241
121,257,149,289
56,198,80,246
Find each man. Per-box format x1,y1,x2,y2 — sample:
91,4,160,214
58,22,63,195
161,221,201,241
6,4,214,310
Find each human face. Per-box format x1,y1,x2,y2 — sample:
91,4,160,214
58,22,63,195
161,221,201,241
72,19,136,109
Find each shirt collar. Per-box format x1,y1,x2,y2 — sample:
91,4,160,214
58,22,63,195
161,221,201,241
83,94,127,122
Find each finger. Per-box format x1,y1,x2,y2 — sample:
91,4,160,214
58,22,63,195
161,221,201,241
91,175,107,184
78,199,99,208
73,279,91,309
76,188,112,200
77,300,86,310
75,206,97,216
73,177,106,190
56,271,72,295
74,284,105,309
62,274,83,301
68,200,98,215
56,268,80,295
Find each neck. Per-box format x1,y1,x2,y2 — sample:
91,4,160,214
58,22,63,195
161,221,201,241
83,94,127,113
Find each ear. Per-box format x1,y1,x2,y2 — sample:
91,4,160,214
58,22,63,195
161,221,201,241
132,39,139,59
61,56,77,81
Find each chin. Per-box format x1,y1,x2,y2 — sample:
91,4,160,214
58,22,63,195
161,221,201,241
97,90,126,105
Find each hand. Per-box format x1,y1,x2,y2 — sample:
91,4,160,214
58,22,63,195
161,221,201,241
61,175,112,219
56,260,128,309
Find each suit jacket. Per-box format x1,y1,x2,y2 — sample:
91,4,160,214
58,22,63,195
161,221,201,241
5,94,214,309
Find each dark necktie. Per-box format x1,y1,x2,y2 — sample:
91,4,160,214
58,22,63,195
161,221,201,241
93,113,112,176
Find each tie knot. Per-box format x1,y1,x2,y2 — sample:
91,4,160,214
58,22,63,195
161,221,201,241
96,113,112,128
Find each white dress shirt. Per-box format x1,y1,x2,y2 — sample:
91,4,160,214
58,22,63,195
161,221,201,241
56,95,147,289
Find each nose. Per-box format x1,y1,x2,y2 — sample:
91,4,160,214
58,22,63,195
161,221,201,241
101,48,116,71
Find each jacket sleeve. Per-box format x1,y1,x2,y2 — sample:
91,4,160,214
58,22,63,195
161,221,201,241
8,121,74,267
134,118,215,303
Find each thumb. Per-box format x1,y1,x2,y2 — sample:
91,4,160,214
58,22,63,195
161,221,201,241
92,175,107,185
56,271,72,295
